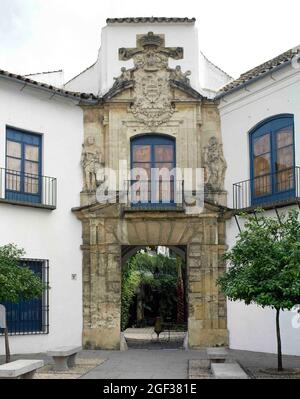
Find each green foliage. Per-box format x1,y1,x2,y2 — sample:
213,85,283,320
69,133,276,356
218,210,300,311
121,257,141,331
0,244,44,304
121,251,181,330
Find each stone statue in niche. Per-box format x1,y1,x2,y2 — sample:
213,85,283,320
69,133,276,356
81,137,104,192
113,67,132,87
170,65,191,86
203,137,227,192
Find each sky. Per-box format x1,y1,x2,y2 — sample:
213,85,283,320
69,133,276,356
0,0,300,82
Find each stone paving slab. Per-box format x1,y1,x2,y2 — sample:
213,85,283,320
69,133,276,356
212,363,249,379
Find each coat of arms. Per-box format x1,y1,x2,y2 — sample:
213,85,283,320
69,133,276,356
116,32,191,127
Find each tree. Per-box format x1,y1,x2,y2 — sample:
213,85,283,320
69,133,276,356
0,244,45,363
218,209,300,371
121,251,183,331
176,257,185,325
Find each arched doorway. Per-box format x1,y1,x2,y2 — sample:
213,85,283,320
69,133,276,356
74,203,229,350
121,245,188,349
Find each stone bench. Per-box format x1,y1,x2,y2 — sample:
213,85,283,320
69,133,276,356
207,347,229,363
0,360,44,379
211,363,249,379
47,346,82,372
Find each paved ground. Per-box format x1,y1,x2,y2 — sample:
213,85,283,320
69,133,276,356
81,349,205,379
1,348,300,379
124,327,186,350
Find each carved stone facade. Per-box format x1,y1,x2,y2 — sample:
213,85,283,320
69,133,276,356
204,137,227,192
117,32,192,127
74,31,229,350
73,205,229,349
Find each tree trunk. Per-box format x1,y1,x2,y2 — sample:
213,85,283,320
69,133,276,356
4,325,10,364
176,258,185,325
136,285,144,327
276,308,283,372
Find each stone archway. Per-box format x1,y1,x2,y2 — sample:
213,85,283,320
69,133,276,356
73,203,229,350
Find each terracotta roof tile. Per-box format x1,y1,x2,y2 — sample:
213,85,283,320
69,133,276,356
106,17,196,24
219,46,300,96
0,68,98,103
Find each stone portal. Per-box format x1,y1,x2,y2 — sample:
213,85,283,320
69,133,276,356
74,30,229,350
73,204,228,349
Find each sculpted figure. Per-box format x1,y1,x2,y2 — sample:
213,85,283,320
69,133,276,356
113,67,131,86
81,137,103,192
203,137,227,191
170,65,191,86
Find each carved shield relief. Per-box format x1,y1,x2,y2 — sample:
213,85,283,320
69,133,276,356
118,32,191,127
132,68,174,127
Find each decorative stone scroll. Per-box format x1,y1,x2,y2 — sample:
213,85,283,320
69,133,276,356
118,32,192,127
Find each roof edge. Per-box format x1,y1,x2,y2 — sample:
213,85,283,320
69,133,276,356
0,68,98,104
106,17,196,24
215,59,292,100
217,45,300,99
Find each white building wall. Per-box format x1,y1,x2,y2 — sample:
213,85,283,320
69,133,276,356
64,21,232,98
199,52,232,94
0,78,83,355
25,71,65,88
66,22,200,96
64,63,99,95
220,64,300,355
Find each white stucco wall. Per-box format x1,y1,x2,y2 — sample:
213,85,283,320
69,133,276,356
25,71,65,88
199,52,232,94
220,64,300,355
65,22,200,96
0,78,83,355
65,63,99,95
64,21,232,98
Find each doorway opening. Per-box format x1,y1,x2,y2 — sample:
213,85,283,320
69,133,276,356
121,245,188,349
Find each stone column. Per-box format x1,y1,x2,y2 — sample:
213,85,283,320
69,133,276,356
81,218,122,350
188,218,228,348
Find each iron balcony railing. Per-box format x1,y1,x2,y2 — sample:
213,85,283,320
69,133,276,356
0,167,57,209
122,180,224,210
233,166,300,210
124,179,185,210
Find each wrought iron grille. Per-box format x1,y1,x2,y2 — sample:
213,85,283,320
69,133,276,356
124,179,185,210
233,167,300,210
0,259,49,336
0,167,57,209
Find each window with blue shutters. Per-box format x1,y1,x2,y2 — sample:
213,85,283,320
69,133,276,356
250,114,295,205
130,134,176,207
6,127,42,204
0,260,49,335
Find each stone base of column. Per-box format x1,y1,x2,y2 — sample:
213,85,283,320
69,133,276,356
83,327,121,350
188,326,229,348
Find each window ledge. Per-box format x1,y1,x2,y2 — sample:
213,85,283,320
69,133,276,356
0,198,56,211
